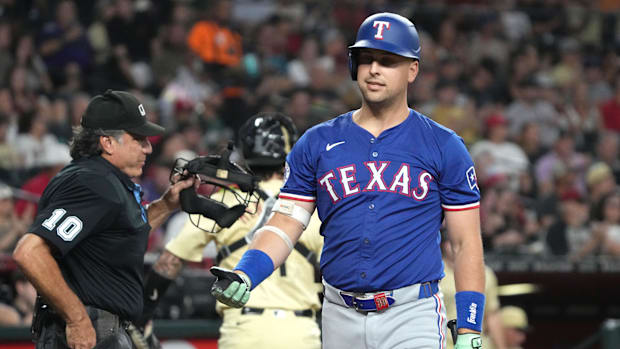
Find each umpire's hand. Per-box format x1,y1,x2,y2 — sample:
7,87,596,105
65,316,96,349
210,267,251,308
454,333,482,349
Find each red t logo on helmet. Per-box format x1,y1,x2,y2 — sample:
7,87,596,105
373,21,391,39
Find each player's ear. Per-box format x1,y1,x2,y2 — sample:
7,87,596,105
408,60,419,83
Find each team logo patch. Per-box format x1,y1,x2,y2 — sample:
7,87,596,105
373,20,391,39
283,161,291,184
374,292,389,311
466,166,478,191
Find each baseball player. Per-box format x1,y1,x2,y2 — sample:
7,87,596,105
136,112,323,349
12,90,194,349
211,12,486,349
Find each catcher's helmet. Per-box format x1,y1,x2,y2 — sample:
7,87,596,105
348,12,421,80
238,112,298,167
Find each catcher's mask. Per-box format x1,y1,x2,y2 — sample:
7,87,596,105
170,145,260,232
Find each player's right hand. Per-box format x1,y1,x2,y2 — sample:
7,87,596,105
454,333,482,349
210,266,251,308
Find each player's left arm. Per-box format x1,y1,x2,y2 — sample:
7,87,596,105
444,207,485,334
210,199,316,307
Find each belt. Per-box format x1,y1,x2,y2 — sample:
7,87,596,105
339,292,396,312
241,307,314,318
336,280,440,312
33,300,129,341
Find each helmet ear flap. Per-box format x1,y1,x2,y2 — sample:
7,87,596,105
348,50,358,81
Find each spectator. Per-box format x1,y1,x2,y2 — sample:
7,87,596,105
68,92,91,127
0,20,13,84
466,62,505,108
550,38,583,90
469,13,509,68
498,3,532,43
506,75,560,148
516,122,546,164
287,35,332,88
283,88,315,133
86,0,115,66
0,270,37,326
0,183,32,253
13,112,64,169
599,73,620,133
545,190,593,259
37,0,92,84
534,130,590,196
429,79,478,145
187,0,243,69
591,190,620,257
105,0,158,89
585,162,617,209
150,11,192,92
7,66,39,115
470,114,529,191
583,58,613,104
14,33,53,95
500,306,530,349
14,143,72,218
0,113,20,171
593,131,620,182
562,81,602,153
486,187,539,253
47,96,72,143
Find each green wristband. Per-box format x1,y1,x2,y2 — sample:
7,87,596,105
454,333,482,349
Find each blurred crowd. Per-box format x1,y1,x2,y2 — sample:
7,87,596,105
1,0,620,324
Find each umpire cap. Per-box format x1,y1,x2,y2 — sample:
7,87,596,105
81,90,165,136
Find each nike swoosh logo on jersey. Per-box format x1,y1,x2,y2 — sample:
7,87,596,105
326,141,345,151
150,289,158,301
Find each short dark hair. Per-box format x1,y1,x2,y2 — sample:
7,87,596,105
69,126,124,160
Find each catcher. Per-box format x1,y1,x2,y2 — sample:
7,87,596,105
133,112,323,349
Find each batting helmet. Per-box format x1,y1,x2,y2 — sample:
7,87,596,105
238,112,298,167
348,12,421,80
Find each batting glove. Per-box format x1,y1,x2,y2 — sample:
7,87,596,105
210,266,251,308
455,333,482,349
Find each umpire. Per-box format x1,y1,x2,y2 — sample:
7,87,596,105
12,90,195,349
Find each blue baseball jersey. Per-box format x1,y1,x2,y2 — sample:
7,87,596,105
280,109,480,292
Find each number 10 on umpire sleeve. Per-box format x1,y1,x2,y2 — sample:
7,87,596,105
42,208,83,241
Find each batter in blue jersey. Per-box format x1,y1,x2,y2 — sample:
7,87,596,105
211,12,486,349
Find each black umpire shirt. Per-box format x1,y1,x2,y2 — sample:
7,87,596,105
28,156,150,321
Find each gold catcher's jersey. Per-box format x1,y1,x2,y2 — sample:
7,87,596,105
440,264,500,349
166,177,323,313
